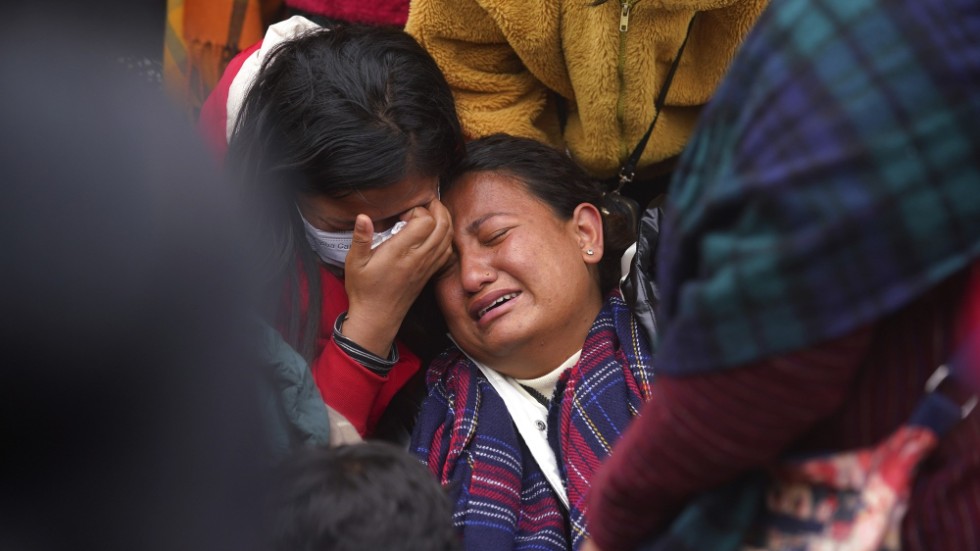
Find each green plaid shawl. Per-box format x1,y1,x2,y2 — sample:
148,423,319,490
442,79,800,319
655,0,980,376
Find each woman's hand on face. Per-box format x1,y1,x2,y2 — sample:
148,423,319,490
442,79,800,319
340,199,453,357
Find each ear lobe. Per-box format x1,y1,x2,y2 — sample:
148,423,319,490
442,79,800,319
572,203,604,264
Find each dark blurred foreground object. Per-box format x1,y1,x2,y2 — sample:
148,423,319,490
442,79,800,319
0,8,276,551
957,269,980,393
163,0,409,119
268,442,460,551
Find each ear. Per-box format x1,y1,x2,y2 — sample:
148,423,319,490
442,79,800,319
571,203,604,265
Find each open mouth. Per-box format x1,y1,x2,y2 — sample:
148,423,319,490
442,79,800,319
477,292,519,320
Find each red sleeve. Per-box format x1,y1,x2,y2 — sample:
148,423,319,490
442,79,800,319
197,42,262,161
312,339,420,437
308,266,421,437
586,326,873,551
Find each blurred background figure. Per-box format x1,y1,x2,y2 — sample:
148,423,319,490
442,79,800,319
267,442,460,551
163,0,410,120
955,268,980,394
0,3,275,550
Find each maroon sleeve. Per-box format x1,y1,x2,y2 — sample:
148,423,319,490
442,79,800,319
586,326,874,551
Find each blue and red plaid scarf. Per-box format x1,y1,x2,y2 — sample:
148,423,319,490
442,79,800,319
411,292,654,551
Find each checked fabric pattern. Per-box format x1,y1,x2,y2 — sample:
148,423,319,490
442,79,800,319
655,0,980,377
411,292,654,551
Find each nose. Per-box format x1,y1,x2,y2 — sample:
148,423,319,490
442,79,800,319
458,249,495,294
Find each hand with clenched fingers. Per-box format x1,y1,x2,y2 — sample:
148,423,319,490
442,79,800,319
340,198,453,358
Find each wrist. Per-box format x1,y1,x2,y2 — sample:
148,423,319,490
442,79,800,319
334,312,399,375
338,309,399,358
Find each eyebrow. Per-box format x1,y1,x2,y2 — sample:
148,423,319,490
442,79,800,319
465,212,511,234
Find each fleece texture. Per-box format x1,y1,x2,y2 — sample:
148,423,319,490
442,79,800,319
407,0,768,178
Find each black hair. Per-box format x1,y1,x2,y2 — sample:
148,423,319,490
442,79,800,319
446,134,637,294
227,24,464,360
267,443,460,551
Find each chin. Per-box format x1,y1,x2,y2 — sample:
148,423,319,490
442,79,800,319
455,335,512,366
452,318,529,361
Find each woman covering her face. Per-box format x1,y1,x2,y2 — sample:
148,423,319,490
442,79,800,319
411,134,652,551
201,17,464,438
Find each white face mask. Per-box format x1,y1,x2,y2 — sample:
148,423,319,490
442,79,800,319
299,212,406,268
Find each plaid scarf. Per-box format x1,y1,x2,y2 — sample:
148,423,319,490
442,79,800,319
655,0,980,377
411,292,654,551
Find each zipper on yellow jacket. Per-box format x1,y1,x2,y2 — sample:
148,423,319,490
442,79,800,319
617,0,638,161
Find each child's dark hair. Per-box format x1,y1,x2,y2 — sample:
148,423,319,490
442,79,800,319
226,24,464,360
446,134,637,294
268,443,460,551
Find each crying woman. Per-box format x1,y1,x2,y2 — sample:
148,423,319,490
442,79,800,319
410,134,655,551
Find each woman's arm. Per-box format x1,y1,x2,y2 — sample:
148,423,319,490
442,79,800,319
308,261,425,437
586,326,872,551
312,339,420,437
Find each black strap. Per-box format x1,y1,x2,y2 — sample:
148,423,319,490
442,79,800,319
333,311,399,375
555,91,570,137
616,12,700,192
519,384,551,408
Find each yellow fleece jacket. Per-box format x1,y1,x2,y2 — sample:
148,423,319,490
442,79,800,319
407,0,768,179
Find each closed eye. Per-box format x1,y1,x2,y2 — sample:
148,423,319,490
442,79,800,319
481,227,512,245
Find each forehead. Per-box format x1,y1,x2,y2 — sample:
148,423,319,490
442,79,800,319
444,171,543,223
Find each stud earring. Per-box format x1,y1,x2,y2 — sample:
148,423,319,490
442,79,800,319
586,248,595,256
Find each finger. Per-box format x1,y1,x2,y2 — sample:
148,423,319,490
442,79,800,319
414,200,453,253
392,204,429,228
345,214,374,267
418,227,455,281
386,208,436,250
428,198,452,232
435,242,455,276
373,201,447,260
